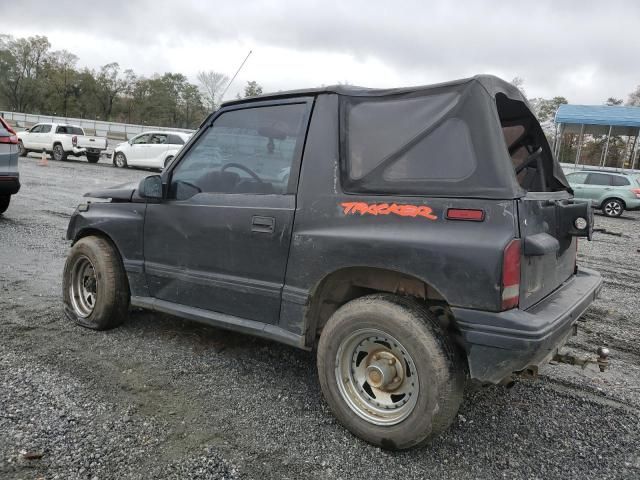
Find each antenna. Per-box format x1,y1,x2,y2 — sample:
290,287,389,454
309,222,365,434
220,50,253,101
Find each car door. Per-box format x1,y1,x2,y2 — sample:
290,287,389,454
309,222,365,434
584,172,613,206
127,133,152,165
143,98,313,324
146,133,170,167
37,124,53,150
23,124,42,149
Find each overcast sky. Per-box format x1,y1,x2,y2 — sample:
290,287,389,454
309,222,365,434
4,0,640,104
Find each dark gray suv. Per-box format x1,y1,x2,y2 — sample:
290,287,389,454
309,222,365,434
0,117,20,214
63,75,603,450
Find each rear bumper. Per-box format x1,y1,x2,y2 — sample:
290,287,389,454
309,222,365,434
452,267,603,384
0,174,20,195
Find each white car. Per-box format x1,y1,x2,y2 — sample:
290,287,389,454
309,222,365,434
17,123,108,163
112,131,191,170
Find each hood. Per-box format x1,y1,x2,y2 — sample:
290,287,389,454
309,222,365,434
84,182,138,201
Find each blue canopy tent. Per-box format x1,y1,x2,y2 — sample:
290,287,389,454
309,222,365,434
554,104,640,170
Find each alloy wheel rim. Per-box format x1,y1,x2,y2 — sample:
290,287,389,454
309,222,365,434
54,145,62,160
69,255,98,318
116,154,125,167
335,328,419,426
604,202,621,216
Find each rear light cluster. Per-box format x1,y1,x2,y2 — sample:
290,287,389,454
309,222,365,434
632,188,640,199
72,135,78,147
0,118,18,144
501,239,521,310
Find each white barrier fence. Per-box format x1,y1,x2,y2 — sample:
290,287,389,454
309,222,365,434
0,110,196,141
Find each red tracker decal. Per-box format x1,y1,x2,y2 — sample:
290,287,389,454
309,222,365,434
340,202,437,220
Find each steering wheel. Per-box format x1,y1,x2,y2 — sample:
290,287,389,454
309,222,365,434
221,163,263,183
515,147,543,175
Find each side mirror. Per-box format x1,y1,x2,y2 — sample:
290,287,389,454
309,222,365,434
24,127,30,132
128,139,133,145
138,175,163,200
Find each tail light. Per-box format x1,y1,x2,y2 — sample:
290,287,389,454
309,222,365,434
72,135,77,146
0,118,18,144
632,188,640,199
501,239,521,310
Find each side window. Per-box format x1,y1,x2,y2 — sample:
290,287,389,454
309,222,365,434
566,172,588,184
132,134,151,145
40,124,52,133
170,103,307,199
167,134,185,145
586,173,612,186
611,175,630,186
30,125,42,133
150,134,168,144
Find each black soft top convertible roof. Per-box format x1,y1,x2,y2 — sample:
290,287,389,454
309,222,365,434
222,75,526,105
223,75,570,199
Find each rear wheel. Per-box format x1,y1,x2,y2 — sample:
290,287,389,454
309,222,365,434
0,195,10,214
87,153,100,164
52,144,67,161
62,236,130,330
114,152,128,168
18,140,28,157
602,198,624,218
317,294,466,450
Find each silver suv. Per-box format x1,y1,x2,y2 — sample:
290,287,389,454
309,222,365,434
0,117,20,214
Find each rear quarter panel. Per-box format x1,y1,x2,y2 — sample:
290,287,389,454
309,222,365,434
280,94,518,335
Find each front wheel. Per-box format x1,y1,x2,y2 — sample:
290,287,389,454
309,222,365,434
602,199,624,218
114,152,128,168
0,195,10,214
62,236,130,330
87,154,100,164
317,294,466,450
52,144,67,161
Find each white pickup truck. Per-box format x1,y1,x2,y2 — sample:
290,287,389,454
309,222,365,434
17,123,108,163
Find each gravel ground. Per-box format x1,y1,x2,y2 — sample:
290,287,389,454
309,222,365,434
1,156,639,480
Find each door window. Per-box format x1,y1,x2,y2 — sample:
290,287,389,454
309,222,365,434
29,125,42,133
40,124,52,133
611,175,630,186
149,134,168,145
586,173,612,186
167,134,185,145
132,134,151,145
566,172,588,184
170,103,308,199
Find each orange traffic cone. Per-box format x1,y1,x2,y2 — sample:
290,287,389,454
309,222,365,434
38,149,48,167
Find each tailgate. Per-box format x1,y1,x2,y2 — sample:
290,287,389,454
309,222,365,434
76,136,107,149
517,195,593,309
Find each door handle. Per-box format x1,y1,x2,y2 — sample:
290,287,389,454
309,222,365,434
251,215,275,233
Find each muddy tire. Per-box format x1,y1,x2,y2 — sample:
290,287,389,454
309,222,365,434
602,198,624,218
317,294,466,450
53,144,67,161
87,154,100,164
0,195,10,214
63,236,130,330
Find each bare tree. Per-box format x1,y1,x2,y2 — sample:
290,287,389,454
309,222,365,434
197,70,228,111
510,76,526,97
